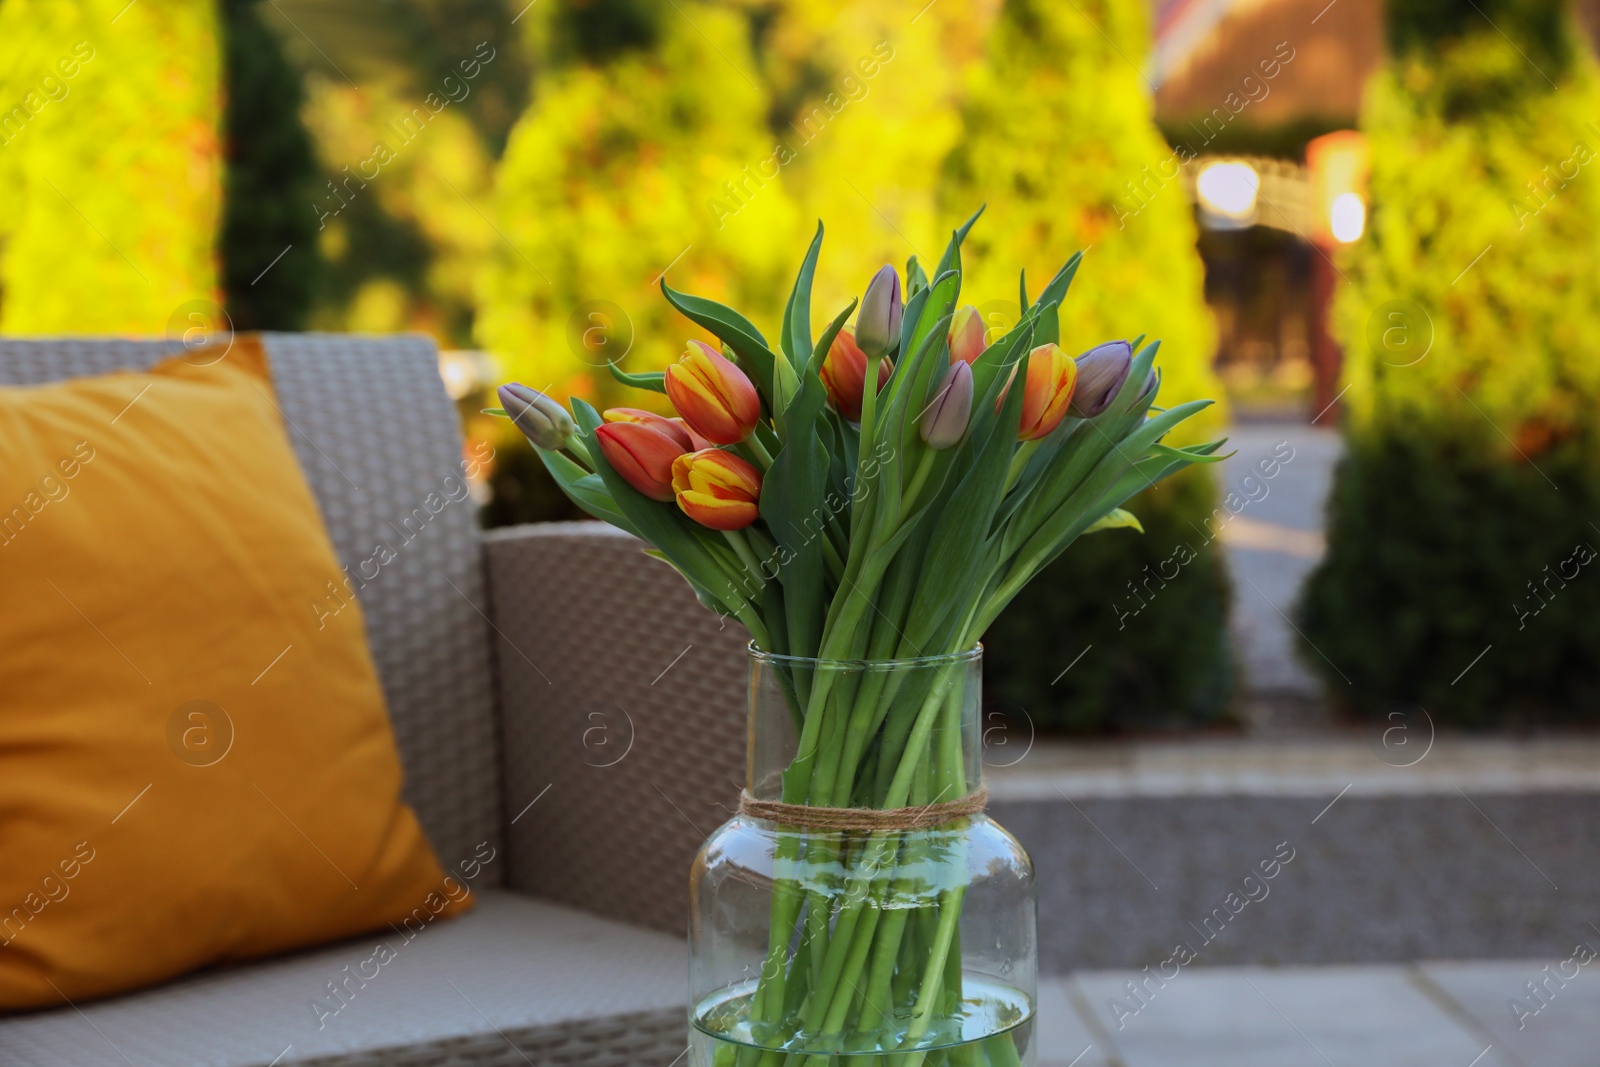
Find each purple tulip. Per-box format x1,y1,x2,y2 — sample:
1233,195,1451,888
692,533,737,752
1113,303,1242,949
1069,341,1133,418
920,361,973,450
856,265,902,359
499,383,575,450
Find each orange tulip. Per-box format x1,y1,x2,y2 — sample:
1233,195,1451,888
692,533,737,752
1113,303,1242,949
664,340,761,445
820,327,893,422
948,305,987,365
595,421,688,502
1017,343,1078,441
672,448,763,531
603,407,694,451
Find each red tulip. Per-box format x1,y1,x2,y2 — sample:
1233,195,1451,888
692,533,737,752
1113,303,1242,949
1017,343,1078,441
948,305,987,365
664,340,761,445
603,406,694,452
671,449,763,530
595,421,688,502
820,327,893,422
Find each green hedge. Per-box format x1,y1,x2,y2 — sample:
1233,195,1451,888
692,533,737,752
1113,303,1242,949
985,473,1233,732
1298,0,1600,724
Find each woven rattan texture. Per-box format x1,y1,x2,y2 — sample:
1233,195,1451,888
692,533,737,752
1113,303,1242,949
484,522,749,934
0,335,501,879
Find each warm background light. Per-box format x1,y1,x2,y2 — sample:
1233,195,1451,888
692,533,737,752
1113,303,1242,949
1306,130,1370,246
1330,191,1366,243
1195,160,1261,226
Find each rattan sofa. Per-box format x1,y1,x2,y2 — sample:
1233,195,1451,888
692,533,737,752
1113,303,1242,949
0,334,747,1066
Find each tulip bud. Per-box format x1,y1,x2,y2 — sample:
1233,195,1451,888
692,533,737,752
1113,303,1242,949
1068,341,1133,418
595,421,688,502
1017,343,1078,442
664,339,762,445
821,327,893,422
1137,369,1158,403
671,448,763,531
498,383,575,450
920,361,973,450
855,265,902,359
948,305,987,365
603,407,694,451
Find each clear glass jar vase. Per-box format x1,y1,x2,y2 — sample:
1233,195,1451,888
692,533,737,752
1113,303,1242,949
690,646,1036,1066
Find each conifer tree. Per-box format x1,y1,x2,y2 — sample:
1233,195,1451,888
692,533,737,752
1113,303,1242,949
220,0,322,331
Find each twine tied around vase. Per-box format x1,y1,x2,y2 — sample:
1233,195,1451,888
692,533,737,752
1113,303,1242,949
738,786,989,831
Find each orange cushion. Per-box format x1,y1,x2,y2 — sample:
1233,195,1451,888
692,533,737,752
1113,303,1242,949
0,338,468,1010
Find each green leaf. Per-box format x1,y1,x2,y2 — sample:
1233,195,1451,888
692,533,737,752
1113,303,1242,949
535,448,636,536
935,205,985,279
902,319,1030,648
1033,300,1060,347
761,320,837,660
482,407,507,417
660,280,779,404
1018,269,1029,315
1084,508,1143,534
780,222,824,371
607,362,667,394
1035,251,1083,311
906,255,930,299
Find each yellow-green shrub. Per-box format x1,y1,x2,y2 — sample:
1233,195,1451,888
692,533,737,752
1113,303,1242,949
1299,1,1600,723
478,1,799,409
943,0,1230,730
0,0,221,332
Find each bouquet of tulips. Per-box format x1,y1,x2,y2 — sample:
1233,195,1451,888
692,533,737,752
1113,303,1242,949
497,210,1222,1062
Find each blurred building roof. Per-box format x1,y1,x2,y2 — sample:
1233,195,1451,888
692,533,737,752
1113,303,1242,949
1153,0,1384,127
1152,0,1600,131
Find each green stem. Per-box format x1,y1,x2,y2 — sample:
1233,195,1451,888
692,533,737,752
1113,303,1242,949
900,448,937,513
743,433,776,469
1003,438,1040,492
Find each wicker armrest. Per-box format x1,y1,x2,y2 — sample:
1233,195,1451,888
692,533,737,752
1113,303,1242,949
482,521,748,935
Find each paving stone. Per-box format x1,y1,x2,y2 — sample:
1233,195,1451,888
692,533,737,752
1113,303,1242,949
1421,957,1600,1067
1071,964,1507,1067
1216,423,1342,700
1034,977,1111,1067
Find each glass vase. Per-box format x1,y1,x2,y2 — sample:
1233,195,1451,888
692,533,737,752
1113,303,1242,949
689,646,1036,1065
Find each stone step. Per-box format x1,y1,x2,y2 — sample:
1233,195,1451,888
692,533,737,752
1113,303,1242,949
986,736,1600,971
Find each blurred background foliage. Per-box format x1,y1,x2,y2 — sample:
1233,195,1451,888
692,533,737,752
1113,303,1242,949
1299,0,1600,724
220,0,321,331
0,0,1316,732
946,0,1231,731
0,0,221,333
479,0,800,410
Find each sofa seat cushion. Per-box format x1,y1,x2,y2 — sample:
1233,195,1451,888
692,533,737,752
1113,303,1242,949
0,890,685,1066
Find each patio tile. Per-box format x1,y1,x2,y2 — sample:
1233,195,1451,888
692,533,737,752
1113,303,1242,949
1071,964,1508,1067
1421,957,1600,1067
1035,977,1110,1067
